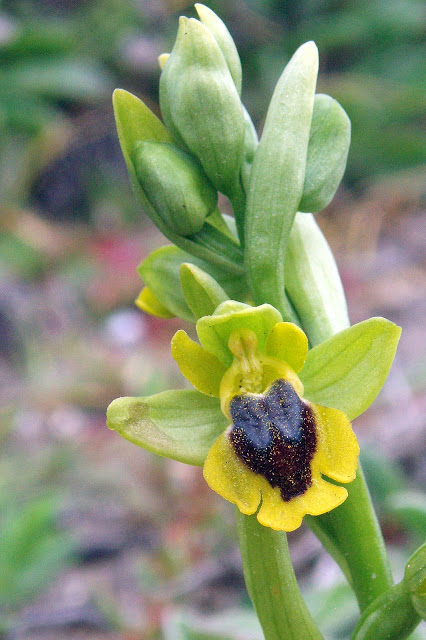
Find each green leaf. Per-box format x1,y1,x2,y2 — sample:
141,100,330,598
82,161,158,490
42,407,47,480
300,317,401,420
106,390,226,466
299,94,351,213
138,246,248,323
180,263,229,320
245,41,318,319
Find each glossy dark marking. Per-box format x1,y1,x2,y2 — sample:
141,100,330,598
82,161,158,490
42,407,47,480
229,379,317,501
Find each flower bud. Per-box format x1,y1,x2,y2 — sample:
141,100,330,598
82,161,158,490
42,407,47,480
299,93,350,213
195,3,242,94
133,141,217,237
159,17,245,197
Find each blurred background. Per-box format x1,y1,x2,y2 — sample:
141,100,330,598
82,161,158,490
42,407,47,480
0,0,425,638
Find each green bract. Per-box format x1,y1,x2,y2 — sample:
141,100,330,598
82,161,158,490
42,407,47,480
159,16,245,198
285,212,350,345
245,41,318,319
133,141,217,236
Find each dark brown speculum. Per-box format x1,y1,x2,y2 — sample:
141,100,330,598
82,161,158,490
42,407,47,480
229,379,317,501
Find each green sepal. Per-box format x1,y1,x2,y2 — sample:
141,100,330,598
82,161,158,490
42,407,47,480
180,263,229,320
300,317,401,420
112,88,171,219
299,94,351,213
113,88,242,273
245,42,318,318
106,390,226,466
196,301,282,366
133,141,217,236
351,580,421,640
159,17,245,197
195,3,242,95
285,212,349,346
138,246,249,323
405,542,426,620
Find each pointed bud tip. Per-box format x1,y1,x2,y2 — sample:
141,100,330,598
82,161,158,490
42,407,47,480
194,3,212,19
299,40,319,61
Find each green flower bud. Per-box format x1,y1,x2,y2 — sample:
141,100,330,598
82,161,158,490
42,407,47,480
195,3,242,94
133,141,217,237
159,16,245,197
299,93,350,213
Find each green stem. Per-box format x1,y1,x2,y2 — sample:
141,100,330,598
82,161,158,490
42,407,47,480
236,510,324,640
314,465,393,611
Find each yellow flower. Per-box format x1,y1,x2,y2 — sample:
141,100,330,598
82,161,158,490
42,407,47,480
171,301,359,532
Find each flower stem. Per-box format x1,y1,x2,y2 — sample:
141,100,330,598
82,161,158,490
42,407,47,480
313,465,393,611
236,510,324,640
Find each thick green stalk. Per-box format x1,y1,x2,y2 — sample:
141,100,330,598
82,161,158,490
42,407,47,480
236,511,324,640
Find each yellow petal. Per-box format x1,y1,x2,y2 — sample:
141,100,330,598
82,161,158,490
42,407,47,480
203,432,262,515
312,403,360,483
257,469,347,531
256,480,305,531
171,330,227,397
265,322,308,373
135,287,174,318
203,429,349,532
